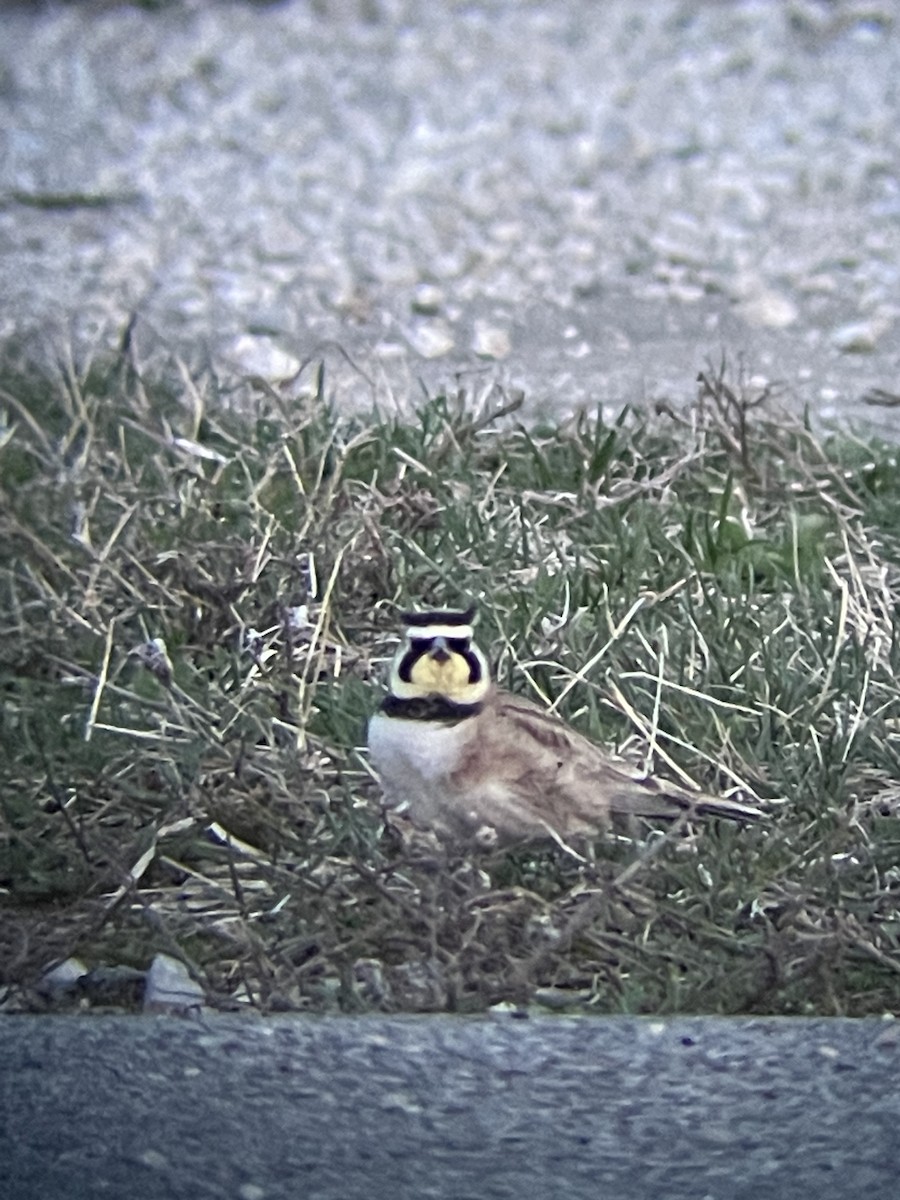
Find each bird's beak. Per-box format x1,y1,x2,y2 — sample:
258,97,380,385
429,636,451,664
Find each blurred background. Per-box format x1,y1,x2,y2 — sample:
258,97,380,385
2,0,898,426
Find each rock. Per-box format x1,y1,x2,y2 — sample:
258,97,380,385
472,321,512,360
738,290,799,329
410,284,445,315
38,958,89,1000
403,320,455,359
143,953,205,1015
831,318,890,353
226,335,302,379
533,987,594,1011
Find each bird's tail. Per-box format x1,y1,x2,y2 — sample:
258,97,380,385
609,778,764,824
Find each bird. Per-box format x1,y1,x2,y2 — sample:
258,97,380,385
367,604,762,851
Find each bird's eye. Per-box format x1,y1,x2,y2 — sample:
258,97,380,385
447,638,469,653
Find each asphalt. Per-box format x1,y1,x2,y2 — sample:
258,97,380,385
3,1013,900,1199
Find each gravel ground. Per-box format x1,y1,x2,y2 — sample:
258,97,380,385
1,0,899,426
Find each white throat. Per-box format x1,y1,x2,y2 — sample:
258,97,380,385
368,712,474,785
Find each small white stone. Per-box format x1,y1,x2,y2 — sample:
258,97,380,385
404,320,455,359
39,958,89,996
373,339,407,359
139,1150,169,1170
472,321,511,359
410,283,444,315
831,319,888,353
668,282,706,304
488,1000,521,1017
226,335,301,379
143,953,205,1014
738,290,798,329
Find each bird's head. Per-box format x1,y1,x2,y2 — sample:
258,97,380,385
388,604,490,705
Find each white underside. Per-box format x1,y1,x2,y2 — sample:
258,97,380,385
367,712,478,831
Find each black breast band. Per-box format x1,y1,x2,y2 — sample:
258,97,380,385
380,695,483,723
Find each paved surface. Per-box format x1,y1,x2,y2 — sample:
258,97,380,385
3,1013,900,1199
1,0,899,428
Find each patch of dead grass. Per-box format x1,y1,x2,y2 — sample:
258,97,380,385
2,353,900,1015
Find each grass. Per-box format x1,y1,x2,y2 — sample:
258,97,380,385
1,350,900,1016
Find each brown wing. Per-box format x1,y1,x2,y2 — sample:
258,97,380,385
449,688,760,844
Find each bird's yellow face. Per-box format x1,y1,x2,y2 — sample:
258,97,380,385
388,608,490,705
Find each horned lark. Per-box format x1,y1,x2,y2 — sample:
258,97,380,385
367,605,761,848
